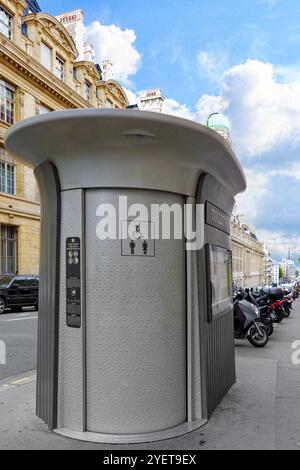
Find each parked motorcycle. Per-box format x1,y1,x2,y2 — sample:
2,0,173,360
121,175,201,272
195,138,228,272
245,289,274,337
261,287,286,324
270,300,286,323
282,295,293,318
233,293,269,348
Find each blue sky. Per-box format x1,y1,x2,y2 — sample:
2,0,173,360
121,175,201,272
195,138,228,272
39,0,300,262
40,0,300,105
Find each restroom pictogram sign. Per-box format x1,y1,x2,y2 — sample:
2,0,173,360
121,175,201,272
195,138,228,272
121,221,155,257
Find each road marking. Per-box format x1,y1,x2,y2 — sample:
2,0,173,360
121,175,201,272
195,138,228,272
10,377,33,386
0,316,38,322
0,374,36,392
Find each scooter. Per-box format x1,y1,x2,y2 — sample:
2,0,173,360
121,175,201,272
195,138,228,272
233,293,269,348
245,290,274,337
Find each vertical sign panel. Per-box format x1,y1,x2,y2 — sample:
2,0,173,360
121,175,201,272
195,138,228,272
66,237,81,328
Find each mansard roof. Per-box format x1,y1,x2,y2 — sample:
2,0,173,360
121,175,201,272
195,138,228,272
26,1,41,13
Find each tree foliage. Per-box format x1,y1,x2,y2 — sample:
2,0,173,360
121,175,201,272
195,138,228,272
279,266,284,280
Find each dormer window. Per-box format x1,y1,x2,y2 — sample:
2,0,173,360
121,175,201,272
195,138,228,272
41,42,52,71
55,56,65,81
0,6,12,39
84,81,91,102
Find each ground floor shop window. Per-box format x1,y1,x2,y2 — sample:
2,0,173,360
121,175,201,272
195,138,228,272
0,225,17,274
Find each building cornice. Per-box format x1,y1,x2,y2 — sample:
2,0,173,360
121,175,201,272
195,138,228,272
0,33,91,109
231,236,265,256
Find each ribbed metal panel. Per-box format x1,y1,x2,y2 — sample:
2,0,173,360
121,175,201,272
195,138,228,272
197,173,236,419
204,312,236,417
34,162,61,430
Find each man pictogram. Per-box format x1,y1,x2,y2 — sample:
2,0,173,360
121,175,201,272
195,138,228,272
143,240,149,255
129,240,136,255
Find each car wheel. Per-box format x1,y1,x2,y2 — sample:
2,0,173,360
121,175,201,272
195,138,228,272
0,298,6,314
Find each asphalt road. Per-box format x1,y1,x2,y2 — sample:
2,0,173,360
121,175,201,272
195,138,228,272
0,309,38,380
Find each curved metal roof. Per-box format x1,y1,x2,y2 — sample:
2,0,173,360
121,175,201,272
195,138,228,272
4,109,246,197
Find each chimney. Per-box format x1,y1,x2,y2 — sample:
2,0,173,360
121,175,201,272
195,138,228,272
84,42,95,62
102,60,114,81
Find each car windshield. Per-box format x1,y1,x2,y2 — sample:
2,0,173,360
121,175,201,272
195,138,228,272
0,275,14,287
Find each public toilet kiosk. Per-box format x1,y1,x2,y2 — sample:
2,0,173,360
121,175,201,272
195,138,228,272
5,109,246,443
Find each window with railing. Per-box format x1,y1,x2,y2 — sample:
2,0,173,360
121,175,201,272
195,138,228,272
0,161,16,195
55,56,65,81
0,5,12,39
0,80,15,125
0,225,17,275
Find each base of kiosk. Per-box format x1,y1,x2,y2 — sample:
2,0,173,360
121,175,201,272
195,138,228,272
54,419,207,444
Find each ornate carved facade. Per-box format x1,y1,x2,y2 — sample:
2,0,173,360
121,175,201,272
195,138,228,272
0,0,128,275
231,215,265,288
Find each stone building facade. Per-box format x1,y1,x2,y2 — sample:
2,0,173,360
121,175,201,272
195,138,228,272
0,0,128,275
231,215,265,288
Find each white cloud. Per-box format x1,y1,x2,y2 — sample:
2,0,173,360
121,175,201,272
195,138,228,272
235,169,270,220
123,88,138,106
256,229,300,260
270,163,300,181
85,21,142,85
258,0,281,8
195,59,300,156
197,50,228,84
196,94,228,124
163,98,195,120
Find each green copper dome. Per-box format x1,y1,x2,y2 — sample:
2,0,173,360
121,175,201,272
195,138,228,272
206,113,230,130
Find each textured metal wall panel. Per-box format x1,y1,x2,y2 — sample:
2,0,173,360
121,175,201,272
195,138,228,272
204,312,236,417
34,162,61,430
197,174,236,419
186,197,202,422
85,189,186,434
57,190,85,431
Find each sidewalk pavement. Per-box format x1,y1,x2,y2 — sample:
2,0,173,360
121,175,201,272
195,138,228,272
1,304,300,450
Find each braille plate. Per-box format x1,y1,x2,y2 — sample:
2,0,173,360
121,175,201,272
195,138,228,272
66,237,81,328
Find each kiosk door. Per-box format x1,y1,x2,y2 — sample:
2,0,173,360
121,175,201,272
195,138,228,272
85,189,187,435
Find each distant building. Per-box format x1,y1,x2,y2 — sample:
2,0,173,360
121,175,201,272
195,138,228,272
55,9,86,60
272,262,280,286
101,60,114,81
281,258,296,282
231,215,265,288
263,247,274,286
139,89,165,113
205,113,232,146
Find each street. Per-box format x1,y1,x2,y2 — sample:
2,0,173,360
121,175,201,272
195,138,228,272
0,310,38,380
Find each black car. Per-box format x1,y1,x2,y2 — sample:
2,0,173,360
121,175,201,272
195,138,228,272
0,275,39,314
